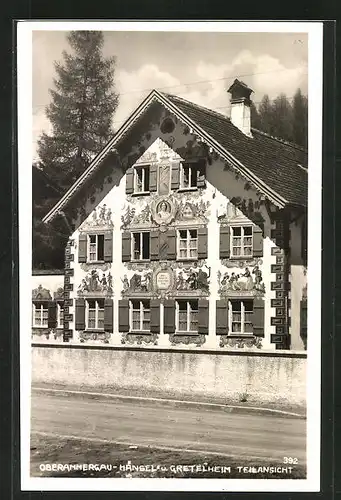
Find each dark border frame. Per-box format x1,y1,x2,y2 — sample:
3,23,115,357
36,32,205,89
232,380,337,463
2,14,336,500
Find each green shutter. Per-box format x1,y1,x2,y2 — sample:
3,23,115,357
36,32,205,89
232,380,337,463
150,232,160,261
171,163,180,190
119,299,130,332
78,233,87,263
104,231,113,262
198,299,209,334
75,298,86,331
219,225,230,259
126,168,134,194
122,232,131,262
198,227,208,259
253,225,263,257
163,299,176,333
150,299,161,333
216,299,228,335
104,298,114,333
167,229,177,260
253,297,265,337
47,301,57,329
149,164,158,192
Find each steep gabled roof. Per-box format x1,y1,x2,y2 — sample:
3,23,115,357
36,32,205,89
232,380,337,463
43,89,307,223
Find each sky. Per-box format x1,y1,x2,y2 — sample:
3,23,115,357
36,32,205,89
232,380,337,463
32,30,308,159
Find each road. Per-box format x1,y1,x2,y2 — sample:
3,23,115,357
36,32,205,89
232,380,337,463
31,390,306,463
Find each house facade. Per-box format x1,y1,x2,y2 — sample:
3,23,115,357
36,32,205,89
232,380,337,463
32,80,308,351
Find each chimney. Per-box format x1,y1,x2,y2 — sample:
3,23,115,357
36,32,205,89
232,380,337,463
227,79,253,137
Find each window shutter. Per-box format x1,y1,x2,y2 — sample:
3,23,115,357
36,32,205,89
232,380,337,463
171,163,180,190
150,232,160,261
198,299,209,334
150,299,161,333
75,298,86,331
47,301,57,329
125,168,134,194
216,299,228,335
167,229,177,260
219,225,230,259
163,299,176,333
197,162,206,188
253,298,265,337
253,225,263,257
78,233,87,263
104,298,114,333
300,299,307,341
119,299,130,332
198,227,208,259
149,164,158,192
122,232,131,262
104,231,113,262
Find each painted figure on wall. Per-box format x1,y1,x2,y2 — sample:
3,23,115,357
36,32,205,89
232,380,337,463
157,201,171,220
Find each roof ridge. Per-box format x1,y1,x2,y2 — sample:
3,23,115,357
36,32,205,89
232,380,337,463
163,91,307,153
251,127,307,153
160,91,232,123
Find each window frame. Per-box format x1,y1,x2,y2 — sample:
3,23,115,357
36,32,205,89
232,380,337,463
57,302,64,329
32,301,49,328
131,231,150,261
176,299,199,333
177,228,198,260
228,299,254,336
87,233,105,263
230,224,253,258
129,299,151,332
133,165,150,194
86,299,105,331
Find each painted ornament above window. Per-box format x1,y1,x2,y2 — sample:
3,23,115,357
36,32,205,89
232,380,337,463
32,285,52,300
217,265,265,296
77,269,113,297
80,204,113,231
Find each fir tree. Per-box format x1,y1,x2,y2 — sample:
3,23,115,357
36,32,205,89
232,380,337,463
292,88,308,148
270,93,293,142
257,94,274,135
37,31,119,190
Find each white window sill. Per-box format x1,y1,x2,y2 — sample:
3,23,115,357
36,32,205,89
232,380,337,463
131,191,150,197
175,331,199,336
178,187,198,192
86,260,105,264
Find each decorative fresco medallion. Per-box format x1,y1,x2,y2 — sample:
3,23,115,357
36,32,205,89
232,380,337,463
151,197,177,227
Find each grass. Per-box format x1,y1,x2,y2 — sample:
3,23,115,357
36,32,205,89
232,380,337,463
30,433,306,479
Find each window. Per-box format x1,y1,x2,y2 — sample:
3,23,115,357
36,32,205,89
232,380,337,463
88,234,104,261
132,232,150,260
231,226,253,257
86,299,105,330
33,302,48,327
176,300,198,333
229,299,253,335
177,229,198,259
130,300,150,332
57,303,64,328
180,163,205,189
134,166,150,193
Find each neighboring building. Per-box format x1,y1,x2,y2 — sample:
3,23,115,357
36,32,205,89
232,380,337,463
34,80,308,350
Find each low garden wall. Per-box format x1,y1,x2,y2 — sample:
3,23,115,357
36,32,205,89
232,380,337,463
31,344,306,407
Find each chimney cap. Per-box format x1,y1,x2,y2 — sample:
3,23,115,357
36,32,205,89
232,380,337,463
227,79,253,101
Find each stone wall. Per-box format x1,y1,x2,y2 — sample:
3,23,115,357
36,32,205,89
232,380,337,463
31,344,306,407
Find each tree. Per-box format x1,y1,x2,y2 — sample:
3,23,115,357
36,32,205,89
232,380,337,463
37,31,119,191
270,93,293,143
292,88,308,148
257,94,274,136
250,101,261,130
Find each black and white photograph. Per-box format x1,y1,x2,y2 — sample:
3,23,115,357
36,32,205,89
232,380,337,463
17,21,323,492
